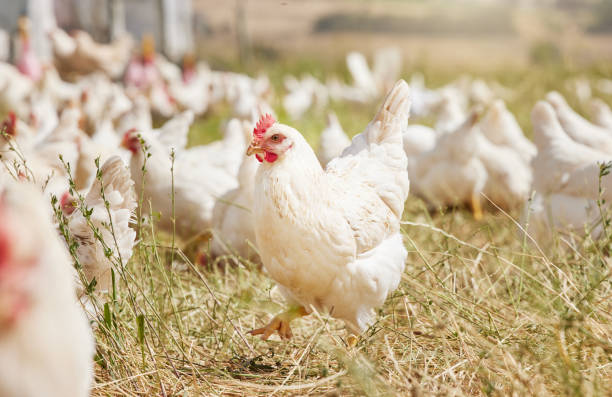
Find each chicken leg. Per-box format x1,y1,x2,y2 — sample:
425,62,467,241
471,192,483,221
249,306,308,340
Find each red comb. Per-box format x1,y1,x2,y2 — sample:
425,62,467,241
253,114,275,140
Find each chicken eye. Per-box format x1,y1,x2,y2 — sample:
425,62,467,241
271,134,281,142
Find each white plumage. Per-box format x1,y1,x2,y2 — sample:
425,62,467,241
249,80,410,337
588,98,612,130
531,101,611,197
527,101,612,244
64,156,137,295
479,99,536,163
210,155,260,261
316,112,350,167
410,112,487,217
124,127,237,240
546,91,612,154
0,180,94,397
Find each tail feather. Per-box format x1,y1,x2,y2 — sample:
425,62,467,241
72,156,136,295
330,80,411,218
368,79,411,146
85,156,137,214
531,101,569,149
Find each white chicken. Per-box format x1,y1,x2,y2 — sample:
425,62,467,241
478,100,537,164
402,124,437,159
15,17,42,83
51,29,132,79
372,47,402,94
524,193,603,245
122,127,237,240
527,101,612,244
153,110,194,151
117,95,153,134
168,64,210,116
246,80,410,341
316,112,350,167
588,98,612,130
61,156,137,295
0,180,94,397
474,132,532,211
210,154,260,261
434,90,467,134
0,63,35,117
410,112,487,219
546,91,612,154
531,101,612,198
183,117,251,178
346,51,378,100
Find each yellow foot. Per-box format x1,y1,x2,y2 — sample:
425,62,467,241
249,306,307,341
347,334,358,348
471,192,483,221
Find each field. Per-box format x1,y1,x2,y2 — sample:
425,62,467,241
82,54,612,396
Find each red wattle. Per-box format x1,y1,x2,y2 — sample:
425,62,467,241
264,151,278,162
255,154,263,162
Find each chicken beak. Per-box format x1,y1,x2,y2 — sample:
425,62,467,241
246,143,264,156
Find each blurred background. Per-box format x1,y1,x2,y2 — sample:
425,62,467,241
2,0,612,142
1,0,612,70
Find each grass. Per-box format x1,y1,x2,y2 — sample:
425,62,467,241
56,58,612,396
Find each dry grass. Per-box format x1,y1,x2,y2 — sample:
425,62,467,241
86,201,612,396
67,61,612,396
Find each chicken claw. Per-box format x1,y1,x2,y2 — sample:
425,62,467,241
249,306,308,340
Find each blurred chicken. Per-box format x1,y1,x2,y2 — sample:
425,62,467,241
588,98,612,130
524,193,603,245
183,117,251,178
210,155,259,261
316,113,350,167
247,80,410,340
479,100,537,164
372,47,402,94
154,110,194,151
0,180,94,397
124,35,160,90
50,28,132,79
15,17,42,82
469,79,495,106
117,94,152,134
402,124,437,175
0,63,35,117
531,101,612,201
62,156,136,295
169,60,210,116
474,132,532,210
39,66,81,106
122,126,237,240
346,51,378,101
410,112,487,219
434,91,467,134
546,91,612,154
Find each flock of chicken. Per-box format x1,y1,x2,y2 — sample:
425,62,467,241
2,17,612,397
